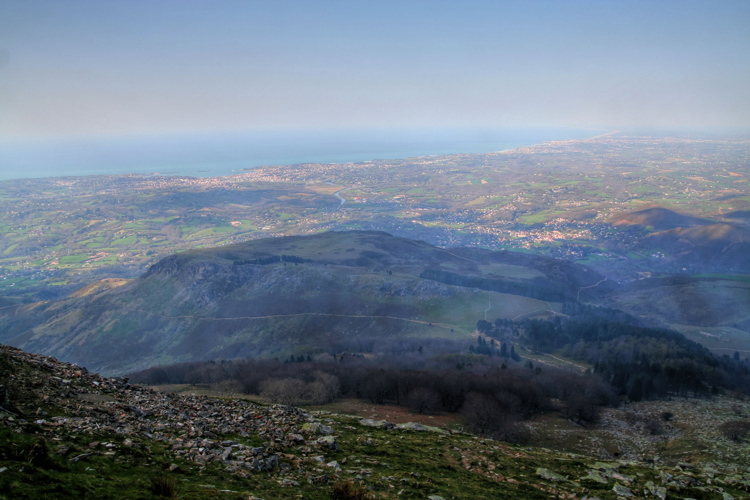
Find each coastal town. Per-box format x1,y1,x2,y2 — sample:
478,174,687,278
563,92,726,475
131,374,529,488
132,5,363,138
1,134,748,300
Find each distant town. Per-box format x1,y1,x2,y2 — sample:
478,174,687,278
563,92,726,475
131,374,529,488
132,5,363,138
1,133,748,300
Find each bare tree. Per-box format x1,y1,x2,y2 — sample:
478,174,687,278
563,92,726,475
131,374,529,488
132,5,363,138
460,392,528,443
405,387,441,415
212,379,243,397
259,378,307,406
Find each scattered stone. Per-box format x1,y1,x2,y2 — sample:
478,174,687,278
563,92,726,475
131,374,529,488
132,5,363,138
395,422,428,432
4,345,750,500
359,418,395,429
316,436,338,451
287,433,305,444
612,483,634,497
536,467,567,482
591,461,618,471
644,481,667,499
610,471,634,483
582,470,608,484
307,474,330,485
70,453,93,462
301,422,333,435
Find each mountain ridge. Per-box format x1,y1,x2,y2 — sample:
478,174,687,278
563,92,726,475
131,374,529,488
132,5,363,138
0,231,612,375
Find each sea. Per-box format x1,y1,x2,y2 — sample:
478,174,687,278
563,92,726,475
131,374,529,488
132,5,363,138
0,127,606,181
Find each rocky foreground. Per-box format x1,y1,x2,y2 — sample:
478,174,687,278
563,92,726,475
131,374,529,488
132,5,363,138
1,344,750,499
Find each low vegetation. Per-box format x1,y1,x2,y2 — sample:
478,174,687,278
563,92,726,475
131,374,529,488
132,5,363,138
4,344,750,499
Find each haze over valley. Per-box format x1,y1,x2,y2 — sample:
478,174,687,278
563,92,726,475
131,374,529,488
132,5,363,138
1,1,750,499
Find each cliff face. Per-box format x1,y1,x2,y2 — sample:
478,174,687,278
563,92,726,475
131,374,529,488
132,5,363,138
0,231,610,375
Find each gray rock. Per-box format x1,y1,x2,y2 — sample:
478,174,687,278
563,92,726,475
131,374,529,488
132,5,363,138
644,481,667,499
301,422,334,435
610,471,634,483
612,483,634,497
264,454,278,470
317,436,338,451
536,467,566,482
287,433,305,444
359,418,395,429
307,474,330,485
653,486,666,500
396,422,429,432
582,470,608,484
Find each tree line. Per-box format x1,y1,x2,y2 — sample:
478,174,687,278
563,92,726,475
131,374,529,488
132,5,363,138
129,353,616,443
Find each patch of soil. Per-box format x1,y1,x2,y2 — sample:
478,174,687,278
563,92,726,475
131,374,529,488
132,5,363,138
306,398,462,427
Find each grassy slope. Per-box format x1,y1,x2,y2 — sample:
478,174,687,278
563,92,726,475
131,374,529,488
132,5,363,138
1,231,583,375
3,345,750,500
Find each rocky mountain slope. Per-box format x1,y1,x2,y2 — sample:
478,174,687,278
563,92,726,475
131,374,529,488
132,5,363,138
3,344,750,499
0,231,612,375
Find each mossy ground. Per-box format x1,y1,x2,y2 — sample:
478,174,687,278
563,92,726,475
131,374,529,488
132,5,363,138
4,406,750,500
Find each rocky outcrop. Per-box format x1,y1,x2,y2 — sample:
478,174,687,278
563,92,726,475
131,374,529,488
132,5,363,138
0,345,339,480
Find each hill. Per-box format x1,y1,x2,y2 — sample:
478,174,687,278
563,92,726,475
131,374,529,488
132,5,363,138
609,207,750,273
0,231,613,375
723,210,750,222
644,223,750,272
3,344,750,499
611,207,712,231
611,276,750,329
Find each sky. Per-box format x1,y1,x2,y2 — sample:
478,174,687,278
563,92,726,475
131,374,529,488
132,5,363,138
0,0,749,139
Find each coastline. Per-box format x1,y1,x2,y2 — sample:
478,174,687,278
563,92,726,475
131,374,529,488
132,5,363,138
0,127,607,182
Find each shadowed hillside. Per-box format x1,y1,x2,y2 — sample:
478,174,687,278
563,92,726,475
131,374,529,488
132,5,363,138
611,207,711,231
644,223,750,272
0,231,612,375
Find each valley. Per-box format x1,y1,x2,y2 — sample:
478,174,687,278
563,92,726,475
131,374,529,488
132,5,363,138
2,133,750,499
1,133,748,301
2,133,749,356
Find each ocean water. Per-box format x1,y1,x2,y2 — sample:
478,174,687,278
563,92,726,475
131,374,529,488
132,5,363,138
0,127,604,181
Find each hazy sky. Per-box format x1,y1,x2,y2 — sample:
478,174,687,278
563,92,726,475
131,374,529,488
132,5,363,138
1,0,749,139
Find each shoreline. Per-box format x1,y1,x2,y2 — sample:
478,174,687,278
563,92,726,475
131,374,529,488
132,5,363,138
0,127,608,182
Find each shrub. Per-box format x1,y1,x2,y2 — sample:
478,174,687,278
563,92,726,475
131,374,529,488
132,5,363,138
562,394,600,425
644,418,664,435
330,480,374,500
719,420,750,442
150,476,178,498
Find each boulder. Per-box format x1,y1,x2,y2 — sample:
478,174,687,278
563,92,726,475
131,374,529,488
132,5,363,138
359,418,395,429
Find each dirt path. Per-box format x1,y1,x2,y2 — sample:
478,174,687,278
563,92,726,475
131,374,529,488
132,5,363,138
106,306,472,334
